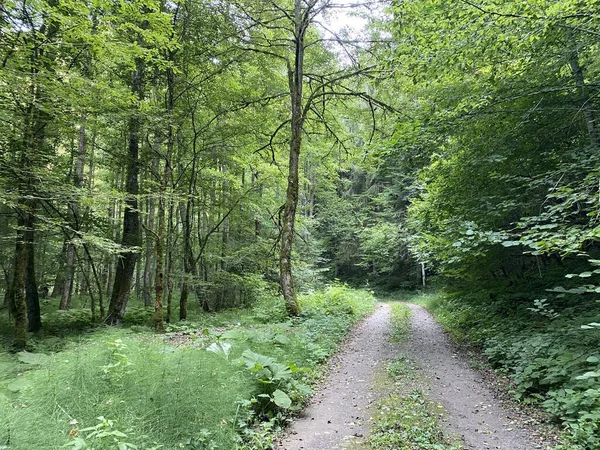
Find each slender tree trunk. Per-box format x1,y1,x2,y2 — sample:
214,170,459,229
59,244,75,310
279,0,306,316
105,62,143,325
166,196,174,324
568,33,599,148
155,56,176,330
179,200,195,319
143,157,157,307
60,116,87,310
51,242,67,298
154,192,165,332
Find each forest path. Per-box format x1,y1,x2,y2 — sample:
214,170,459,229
276,302,539,450
276,303,394,450
403,303,536,450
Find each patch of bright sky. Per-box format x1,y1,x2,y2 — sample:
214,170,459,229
316,0,389,64
320,0,387,36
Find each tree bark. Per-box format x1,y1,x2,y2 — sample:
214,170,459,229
105,63,143,325
11,211,29,348
179,200,195,320
155,58,176,331
154,191,165,332
279,0,308,316
51,242,67,298
143,157,157,307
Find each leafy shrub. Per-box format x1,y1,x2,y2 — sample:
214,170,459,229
42,308,93,333
251,295,287,324
239,350,311,418
299,283,376,318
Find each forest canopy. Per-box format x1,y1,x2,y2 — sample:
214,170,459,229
1,0,599,342
2,0,600,448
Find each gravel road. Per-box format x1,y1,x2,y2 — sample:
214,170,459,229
276,302,538,450
405,303,536,450
276,303,393,450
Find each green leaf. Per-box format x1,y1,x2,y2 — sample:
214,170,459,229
272,389,292,409
269,363,292,381
579,272,593,278
220,329,247,341
206,342,232,360
241,350,275,370
4,376,32,392
17,351,50,366
575,371,600,380
586,356,599,363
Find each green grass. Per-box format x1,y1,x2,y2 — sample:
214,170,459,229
389,302,411,342
369,388,462,450
0,284,377,450
368,302,461,450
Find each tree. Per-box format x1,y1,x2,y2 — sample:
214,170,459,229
104,0,175,324
235,0,385,314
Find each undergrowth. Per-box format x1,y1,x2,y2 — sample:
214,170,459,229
0,284,376,450
368,302,461,450
417,290,600,450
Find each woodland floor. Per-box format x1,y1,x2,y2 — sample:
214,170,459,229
276,302,553,450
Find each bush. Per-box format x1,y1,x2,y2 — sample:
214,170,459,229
299,283,376,318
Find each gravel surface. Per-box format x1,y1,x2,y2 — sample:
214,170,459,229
277,302,540,450
276,304,393,450
404,303,537,450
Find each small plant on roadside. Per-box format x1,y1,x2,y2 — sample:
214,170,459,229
64,416,148,450
240,350,311,418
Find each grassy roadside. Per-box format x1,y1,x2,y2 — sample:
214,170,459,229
367,302,462,450
0,285,376,450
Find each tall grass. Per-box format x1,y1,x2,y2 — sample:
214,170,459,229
0,284,377,449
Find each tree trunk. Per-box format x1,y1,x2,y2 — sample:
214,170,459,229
568,33,599,148
59,243,75,310
155,57,176,331
60,116,87,310
179,200,195,320
154,190,165,332
51,242,67,298
279,0,306,316
105,63,143,325
11,211,29,348
143,159,157,307
166,194,175,324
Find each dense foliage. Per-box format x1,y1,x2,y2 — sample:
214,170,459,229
370,0,600,446
3,0,600,446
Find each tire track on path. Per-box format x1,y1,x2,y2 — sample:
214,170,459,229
277,304,393,450
277,302,539,450
403,303,536,450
